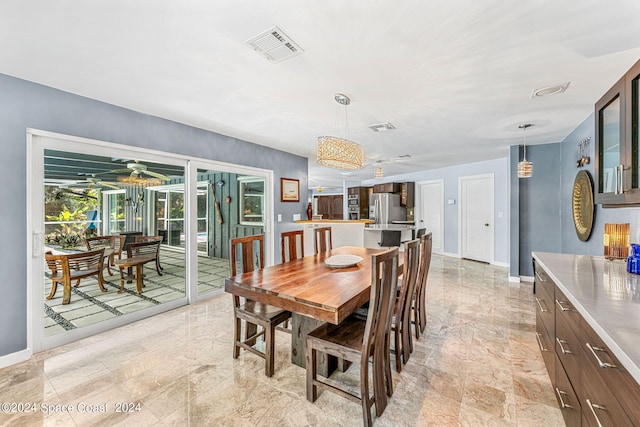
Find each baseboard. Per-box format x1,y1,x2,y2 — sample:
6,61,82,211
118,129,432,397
508,276,521,283
441,251,459,258
0,348,32,369
492,261,509,268
520,275,534,283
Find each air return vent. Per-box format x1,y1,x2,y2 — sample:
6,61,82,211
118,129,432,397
367,122,396,132
245,26,304,63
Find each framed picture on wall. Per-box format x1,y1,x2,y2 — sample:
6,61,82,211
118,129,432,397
280,178,300,202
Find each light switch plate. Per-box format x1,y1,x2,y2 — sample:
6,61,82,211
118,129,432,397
293,213,301,221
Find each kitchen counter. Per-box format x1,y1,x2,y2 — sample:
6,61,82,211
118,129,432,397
365,224,415,230
532,252,640,384
295,219,373,224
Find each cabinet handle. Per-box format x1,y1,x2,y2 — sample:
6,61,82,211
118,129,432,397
555,299,574,312
586,342,618,369
556,338,572,354
555,388,573,409
535,297,549,313
586,399,606,427
534,270,545,282
535,332,548,352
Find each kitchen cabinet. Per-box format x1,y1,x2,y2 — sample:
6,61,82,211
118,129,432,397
314,195,343,220
373,182,401,194
347,186,371,219
400,182,414,208
533,255,640,426
595,58,640,205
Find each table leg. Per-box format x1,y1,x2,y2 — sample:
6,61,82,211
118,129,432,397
135,264,143,294
291,313,336,376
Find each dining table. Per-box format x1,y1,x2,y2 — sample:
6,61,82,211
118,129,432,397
224,246,385,373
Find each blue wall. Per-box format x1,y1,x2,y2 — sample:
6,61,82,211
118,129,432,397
513,112,640,276
0,73,308,358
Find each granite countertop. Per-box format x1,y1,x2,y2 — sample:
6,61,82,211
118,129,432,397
532,252,640,384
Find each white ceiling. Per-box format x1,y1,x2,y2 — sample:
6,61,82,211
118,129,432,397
2,1,640,187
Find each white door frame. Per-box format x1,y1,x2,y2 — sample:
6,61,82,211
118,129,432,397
458,173,494,263
415,179,444,254
27,128,274,354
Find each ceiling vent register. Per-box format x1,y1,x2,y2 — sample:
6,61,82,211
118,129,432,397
245,26,304,63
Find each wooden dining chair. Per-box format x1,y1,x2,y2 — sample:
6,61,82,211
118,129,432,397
45,248,107,305
413,232,433,338
281,229,304,262
306,247,399,426
134,235,164,275
314,226,332,254
391,238,420,372
230,234,291,377
111,235,126,267
114,240,162,294
85,235,115,275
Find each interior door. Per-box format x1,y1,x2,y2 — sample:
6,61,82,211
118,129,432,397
460,174,493,263
418,180,444,253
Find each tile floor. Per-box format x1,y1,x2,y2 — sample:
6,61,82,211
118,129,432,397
44,250,229,336
2,254,564,426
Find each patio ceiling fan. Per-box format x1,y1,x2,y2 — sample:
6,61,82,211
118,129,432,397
108,161,170,181
70,176,120,190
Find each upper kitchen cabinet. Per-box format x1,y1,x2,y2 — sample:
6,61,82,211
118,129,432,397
373,182,401,194
595,59,640,205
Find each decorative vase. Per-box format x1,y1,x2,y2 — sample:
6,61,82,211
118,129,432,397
307,202,313,221
626,243,640,274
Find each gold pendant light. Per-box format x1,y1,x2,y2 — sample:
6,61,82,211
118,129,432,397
317,93,364,170
518,123,533,178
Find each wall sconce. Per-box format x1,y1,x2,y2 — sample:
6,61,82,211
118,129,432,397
604,223,630,260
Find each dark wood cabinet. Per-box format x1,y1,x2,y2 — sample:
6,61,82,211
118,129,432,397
373,182,401,194
534,259,640,426
399,182,415,208
314,195,343,220
595,58,640,205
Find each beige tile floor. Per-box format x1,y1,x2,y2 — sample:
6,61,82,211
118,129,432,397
1,255,564,426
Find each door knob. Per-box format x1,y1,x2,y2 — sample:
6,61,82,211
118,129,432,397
484,223,489,226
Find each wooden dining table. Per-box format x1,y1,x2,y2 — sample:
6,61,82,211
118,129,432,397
224,246,385,370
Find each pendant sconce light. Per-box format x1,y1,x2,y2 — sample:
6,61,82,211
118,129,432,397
518,123,533,178
317,93,365,170
374,167,384,178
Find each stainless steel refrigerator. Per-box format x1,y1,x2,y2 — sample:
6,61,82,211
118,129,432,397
369,193,406,224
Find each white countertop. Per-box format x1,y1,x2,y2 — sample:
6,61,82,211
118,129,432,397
532,252,640,384
365,224,415,230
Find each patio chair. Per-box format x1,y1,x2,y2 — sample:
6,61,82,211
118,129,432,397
45,248,107,305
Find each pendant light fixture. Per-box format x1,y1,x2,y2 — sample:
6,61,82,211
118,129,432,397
374,167,384,178
317,93,364,170
518,123,533,178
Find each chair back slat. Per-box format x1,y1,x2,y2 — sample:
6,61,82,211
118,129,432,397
397,239,420,319
415,232,433,295
281,230,304,262
134,235,163,244
85,236,113,251
314,227,332,254
45,248,105,274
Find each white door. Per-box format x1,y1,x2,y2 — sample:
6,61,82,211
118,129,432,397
459,174,493,263
418,180,444,253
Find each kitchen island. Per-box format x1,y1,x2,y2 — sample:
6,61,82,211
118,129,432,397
294,220,372,254
363,224,415,249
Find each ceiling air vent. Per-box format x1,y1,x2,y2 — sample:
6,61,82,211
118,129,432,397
245,26,304,63
367,122,396,132
530,82,570,98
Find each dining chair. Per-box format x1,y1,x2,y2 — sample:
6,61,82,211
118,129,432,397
314,227,332,254
391,238,419,372
415,228,426,239
306,247,399,426
134,235,164,275
378,230,401,248
85,235,115,275
281,229,304,262
413,232,433,338
45,248,107,305
230,234,291,377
